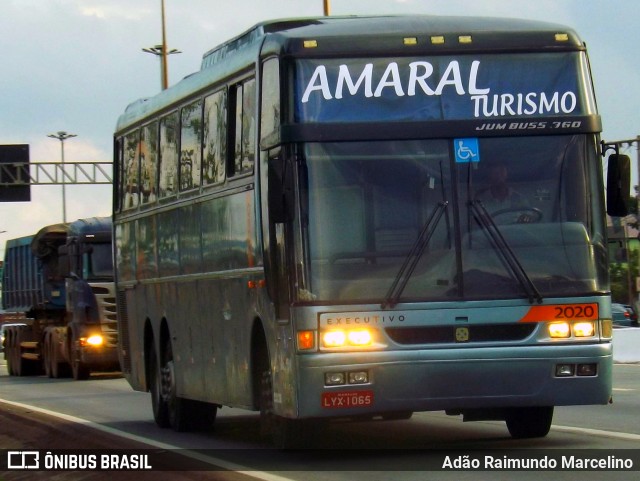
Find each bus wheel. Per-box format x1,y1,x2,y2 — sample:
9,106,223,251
505,406,554,439
149,339,170,428
162,339,199,432
260,370,315,449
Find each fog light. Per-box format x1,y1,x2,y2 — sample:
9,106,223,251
577,363,597,376
549,322,571,338
348,371,369,384
325,372,346,386
573,321,595,337
556,364,575,377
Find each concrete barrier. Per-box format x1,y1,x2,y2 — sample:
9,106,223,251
613,327,640,363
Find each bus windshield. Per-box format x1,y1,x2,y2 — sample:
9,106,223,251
298,135,607,303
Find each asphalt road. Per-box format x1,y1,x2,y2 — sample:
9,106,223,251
0,358,639,481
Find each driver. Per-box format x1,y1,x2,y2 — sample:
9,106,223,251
475,164,533,223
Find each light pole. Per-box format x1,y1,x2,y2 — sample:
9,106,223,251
142,45,181,90
324,0,331,16
47,131,77,223
143,0,181,90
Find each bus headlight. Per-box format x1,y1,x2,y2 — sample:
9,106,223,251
323,330,347,348
347,329,372,346
573,321,595,337
321,329,373,348
548,320,596,339
549,322,571,338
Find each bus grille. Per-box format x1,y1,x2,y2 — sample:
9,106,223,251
385,324,536,345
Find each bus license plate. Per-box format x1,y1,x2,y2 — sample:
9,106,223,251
322,390,374,409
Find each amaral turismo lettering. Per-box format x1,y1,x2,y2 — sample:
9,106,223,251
300,60,578,118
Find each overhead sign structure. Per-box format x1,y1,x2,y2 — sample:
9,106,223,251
0,144,30,202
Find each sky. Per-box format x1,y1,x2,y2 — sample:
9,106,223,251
0,0,639,257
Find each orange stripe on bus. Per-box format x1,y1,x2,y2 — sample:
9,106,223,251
519,303,599,323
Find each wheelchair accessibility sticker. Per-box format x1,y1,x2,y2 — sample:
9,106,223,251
454,138,480,163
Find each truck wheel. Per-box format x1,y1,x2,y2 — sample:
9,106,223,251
50,339,70,378
43,335,53,378
71,339,91,380
149,339,170,428
72,357,90,380
5,332,15,376
15,329,35,377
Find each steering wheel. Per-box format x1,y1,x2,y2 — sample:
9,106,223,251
490,207,543,224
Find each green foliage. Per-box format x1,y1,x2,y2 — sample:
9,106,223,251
610,248,639,304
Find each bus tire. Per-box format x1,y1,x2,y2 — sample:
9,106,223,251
149,339,170,428
260,370,315,449
505,406,554,439
163,339,196,432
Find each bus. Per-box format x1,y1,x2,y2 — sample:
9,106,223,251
113,15,630,446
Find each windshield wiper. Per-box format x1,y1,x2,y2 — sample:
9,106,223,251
469,200,543,304
382,201,448,309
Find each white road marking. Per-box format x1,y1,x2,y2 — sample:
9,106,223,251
0,398,296,481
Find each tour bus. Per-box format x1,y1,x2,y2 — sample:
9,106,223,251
113,16,629,446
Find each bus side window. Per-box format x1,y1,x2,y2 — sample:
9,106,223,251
123,130,140,209
260,58,280,148
203,89,228,185
159,111,179,199
141,121,159,204
229,78,256,177
115,137,124,212
180,99,203,191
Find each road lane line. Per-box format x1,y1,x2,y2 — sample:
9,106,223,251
552,424,640,441
0,398,296,481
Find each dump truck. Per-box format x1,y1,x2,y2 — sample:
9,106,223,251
1,217,118,379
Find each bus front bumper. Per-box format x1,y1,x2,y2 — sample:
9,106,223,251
291,342,612,419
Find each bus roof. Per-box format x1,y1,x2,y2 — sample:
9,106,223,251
115,15,583,133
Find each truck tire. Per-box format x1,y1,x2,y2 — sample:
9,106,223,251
15,329,36,377
50,338,70,379
5,331,15,376
71,336,90,380
43,335,53,378
72,355,91,380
